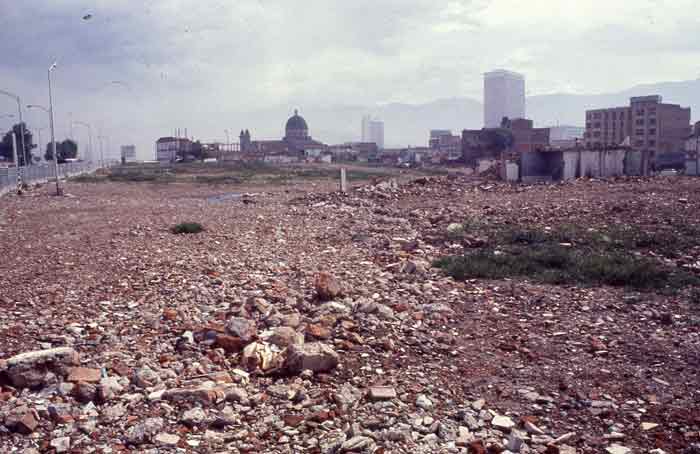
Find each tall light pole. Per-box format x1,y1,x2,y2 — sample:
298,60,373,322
48,62,61,195
0,90,27,167
97,135,105,168
73,121,92,163
35,127,45,160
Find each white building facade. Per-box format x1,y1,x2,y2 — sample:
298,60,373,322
361,115,385,149
484,69,526,128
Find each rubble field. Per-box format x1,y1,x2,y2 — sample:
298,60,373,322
0,174,699,454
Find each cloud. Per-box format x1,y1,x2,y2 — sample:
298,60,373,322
0,0,697,158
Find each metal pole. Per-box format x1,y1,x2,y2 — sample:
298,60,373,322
98,135,104,168
16,97,27,168
38,128,43,162
48,63,60,195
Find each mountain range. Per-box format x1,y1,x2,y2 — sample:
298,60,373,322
236,78,700,148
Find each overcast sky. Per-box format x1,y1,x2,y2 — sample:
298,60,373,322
1,0,698,158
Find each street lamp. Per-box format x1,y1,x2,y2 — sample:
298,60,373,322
48,61,61,195
0,89,27,167
97,135,105,168
34,127,45,160
73,121,92,163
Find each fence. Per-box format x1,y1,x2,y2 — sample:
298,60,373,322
0,161,109,197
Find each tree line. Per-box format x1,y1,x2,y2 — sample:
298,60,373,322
0,122,78,165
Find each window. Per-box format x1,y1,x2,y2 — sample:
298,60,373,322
649,107,656,114
635,140,644,146
636,129,645,136
586,122,591,129
635,119,644,126
593,131,601,138
604,112,608,119
594,122,601,128
648,140,656,146
636,109,645,116
649,118,656,125
649,129,656,135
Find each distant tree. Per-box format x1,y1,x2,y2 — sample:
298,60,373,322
61,139,78,160
0,123,34,166
45,139,78,163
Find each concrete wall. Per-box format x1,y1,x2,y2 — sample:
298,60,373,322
562,152,579,180
504,161,519,181
601,149,625,177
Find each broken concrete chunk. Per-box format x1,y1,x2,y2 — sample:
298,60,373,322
2,347,79,388
50,437,70,453
124,417,164,445
314,272,344,301
263,326,304,348
282,342,339,374
242,342,284,372
368,386,397,401
225,317,257,342
133,366,160,388
491,415,516,431
67,367,101,383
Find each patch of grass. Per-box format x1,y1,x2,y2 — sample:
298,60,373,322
70,174,106,183
171,222,204,234
435,245,700,291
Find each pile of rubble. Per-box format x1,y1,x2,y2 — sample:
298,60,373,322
1,175,699,453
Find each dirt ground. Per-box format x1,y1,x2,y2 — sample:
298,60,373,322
0,171,699,453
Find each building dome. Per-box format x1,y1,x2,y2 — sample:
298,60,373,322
285,109,309,140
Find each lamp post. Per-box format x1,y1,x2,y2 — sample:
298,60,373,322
97,135,105,168
35,127,45,161
0,89,27,167
48,62,60,195
73,121,92,163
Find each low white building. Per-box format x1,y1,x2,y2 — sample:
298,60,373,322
156,137,192,162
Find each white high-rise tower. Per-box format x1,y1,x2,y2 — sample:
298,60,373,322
484,70,526,128
361,115,384,149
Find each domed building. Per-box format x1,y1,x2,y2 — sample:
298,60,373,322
239,108,327,159
284,110,310,141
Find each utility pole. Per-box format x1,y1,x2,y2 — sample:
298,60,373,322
48,62,61,195
98,135,105,168
0,90,28,169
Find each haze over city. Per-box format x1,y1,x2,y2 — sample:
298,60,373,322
1,0,699,157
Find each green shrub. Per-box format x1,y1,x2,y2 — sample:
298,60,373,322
171,222,204,234
434,246,699,291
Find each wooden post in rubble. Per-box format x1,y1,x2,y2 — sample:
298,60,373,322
340,167,347,193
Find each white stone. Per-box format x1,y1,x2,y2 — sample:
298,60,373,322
605,445,631,454
492,415,516,431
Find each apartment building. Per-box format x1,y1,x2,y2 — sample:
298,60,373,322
585,95,691,158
